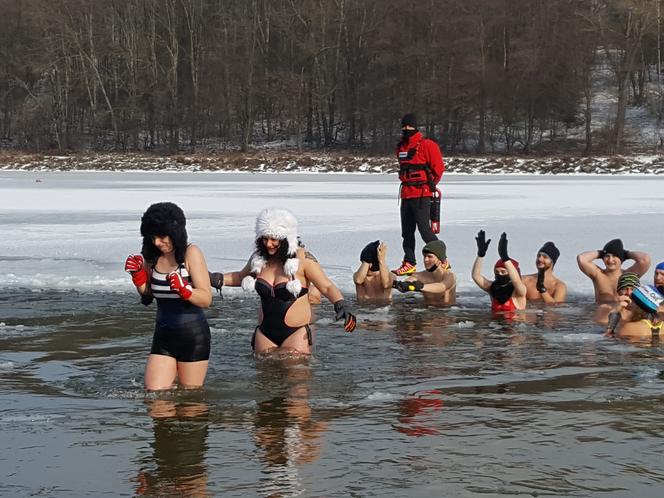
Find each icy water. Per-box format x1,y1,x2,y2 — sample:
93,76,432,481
2,171,664,497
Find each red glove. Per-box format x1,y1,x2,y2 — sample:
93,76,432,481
168,271,193,300
125,255,148,287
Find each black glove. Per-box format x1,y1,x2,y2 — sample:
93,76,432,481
334,300,357,332
209,272,224,295
597,249,605,259
393,280,424,293
498,232,509,261
536,268,547,293
475,230,491,257
606,311,621,335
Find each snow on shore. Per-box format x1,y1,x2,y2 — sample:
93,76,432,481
1,151,664,175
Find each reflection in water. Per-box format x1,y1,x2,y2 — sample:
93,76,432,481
252,362,329,497
136,397,210,497
393,389,444,437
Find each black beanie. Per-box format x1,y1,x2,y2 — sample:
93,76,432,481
422,240,446,262
602,238,626,262
538,241,560,265
360,240,380,272
401,113,417,129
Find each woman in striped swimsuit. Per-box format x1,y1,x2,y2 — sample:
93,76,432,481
124,202,213,390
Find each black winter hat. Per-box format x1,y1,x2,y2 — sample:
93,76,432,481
538,241,560,265
401,113,417,129
360,240,380,272
602,238,626,262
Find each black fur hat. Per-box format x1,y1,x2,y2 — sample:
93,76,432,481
140,202,188,265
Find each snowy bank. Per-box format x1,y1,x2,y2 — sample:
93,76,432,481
2,151,664,175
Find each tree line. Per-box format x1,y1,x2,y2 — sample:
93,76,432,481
0,0,662,155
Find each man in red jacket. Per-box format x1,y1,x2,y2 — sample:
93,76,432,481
392,113,445,276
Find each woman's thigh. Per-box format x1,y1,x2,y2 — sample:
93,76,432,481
177,360,209,388
144,354,178,391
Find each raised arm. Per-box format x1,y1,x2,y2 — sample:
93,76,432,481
353,262,370,285
504,260,527,298
472,230,492,292
577,250,601,278
377,242,393,289
472,256,492,292
623,250,651,277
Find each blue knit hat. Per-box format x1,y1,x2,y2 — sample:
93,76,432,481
631,285,664,314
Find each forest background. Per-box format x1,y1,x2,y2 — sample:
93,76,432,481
1,0,664,163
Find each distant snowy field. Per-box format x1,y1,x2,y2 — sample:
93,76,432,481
2,170,663,298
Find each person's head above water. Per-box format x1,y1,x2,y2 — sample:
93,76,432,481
140,202,188,264
630,285,664,315
537,241,560,268
494,258,520,275
602,238,626,262
654,261,664,295
422,240,447,271
360,240,380,272
617,272,640,296
244,208,302,297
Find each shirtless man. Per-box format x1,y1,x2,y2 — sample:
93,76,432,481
392,240,456,306
612,285,664,343
522,241,567,304
472,231,527,314
602,272,640,335
577,238,650,303
654,262,664,296
353,240,395,304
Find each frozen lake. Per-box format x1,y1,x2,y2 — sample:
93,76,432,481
1,171,664,497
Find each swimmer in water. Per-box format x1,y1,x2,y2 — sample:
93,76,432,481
392,240,456,306
612,285,664,344
209,208,356,355
522,241,567,304
353,240,395,304
577,238,650,303
602,272,640,335
124,202,213,391
472,231,527,315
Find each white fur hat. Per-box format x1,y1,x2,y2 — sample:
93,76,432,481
241,208,302,297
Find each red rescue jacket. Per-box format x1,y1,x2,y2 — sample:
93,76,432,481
396,131,445,199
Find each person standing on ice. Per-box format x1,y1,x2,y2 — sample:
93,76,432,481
124,202,213,391
391,113,445,276
208,208,356,355
577,238,650,304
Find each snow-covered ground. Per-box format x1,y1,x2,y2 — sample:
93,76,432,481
2,170,663,298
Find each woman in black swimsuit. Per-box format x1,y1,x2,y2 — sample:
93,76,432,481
213,208,356,354
125,202,213,390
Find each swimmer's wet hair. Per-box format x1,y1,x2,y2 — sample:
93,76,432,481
140,202,188,265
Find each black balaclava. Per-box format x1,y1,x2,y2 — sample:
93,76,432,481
401,113,418,141
490,274,514,304
360,240,380,272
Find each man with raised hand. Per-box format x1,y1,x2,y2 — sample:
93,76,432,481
523,241,567,304
354,240,395,304
577,238,650,303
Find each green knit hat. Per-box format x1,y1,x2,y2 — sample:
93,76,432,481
422,240,446,262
